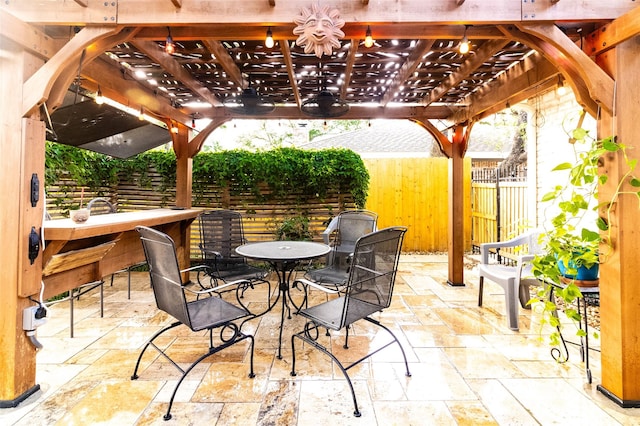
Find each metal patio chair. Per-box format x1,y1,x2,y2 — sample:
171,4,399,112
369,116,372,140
132,226,255,421
197,209,269,289
305,209,377,291
291,226,410,417
478,229,543,331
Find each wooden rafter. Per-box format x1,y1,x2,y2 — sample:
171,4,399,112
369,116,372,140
380,39,436,107
170,0,182,7
73,0,88,7
82,57,192,124
340,40,359,101
456,52,559,123
280,40,301,108
132,39,223,107
202,39,246,89
422,39,509,106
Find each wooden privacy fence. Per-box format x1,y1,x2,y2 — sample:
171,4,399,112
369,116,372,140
471,165,529,253
363,157,472,252
47,157,472,255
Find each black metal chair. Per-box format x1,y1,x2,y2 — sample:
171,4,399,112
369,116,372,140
305,209,377,291
291,226,410,417
197,209,269,288
132,226,255,421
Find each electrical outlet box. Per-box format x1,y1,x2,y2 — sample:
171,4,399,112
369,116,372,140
23,306,47,330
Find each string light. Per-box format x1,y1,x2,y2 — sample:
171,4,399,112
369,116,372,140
459,25,470,54
556,75,567,96
95,86,104,105
265,27,274,48
364,26,374,48
165,27,175,55
138,106,144,121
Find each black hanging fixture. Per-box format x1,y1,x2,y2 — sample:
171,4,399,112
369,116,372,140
223,76,275,115
300,69,349,118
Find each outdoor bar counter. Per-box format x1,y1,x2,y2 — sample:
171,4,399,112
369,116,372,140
38,208,200,299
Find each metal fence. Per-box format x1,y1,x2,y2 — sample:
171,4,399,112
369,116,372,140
471,165,528,254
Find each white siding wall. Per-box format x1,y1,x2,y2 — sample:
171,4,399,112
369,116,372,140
526,88,597,230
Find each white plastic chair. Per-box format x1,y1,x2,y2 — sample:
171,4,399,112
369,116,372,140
477,229,542,331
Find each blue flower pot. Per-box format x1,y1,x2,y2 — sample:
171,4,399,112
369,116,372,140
558,259,599,281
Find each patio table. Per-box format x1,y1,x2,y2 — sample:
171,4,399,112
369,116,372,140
236,240,331,359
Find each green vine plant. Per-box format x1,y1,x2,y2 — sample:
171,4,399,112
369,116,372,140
531,113,640,352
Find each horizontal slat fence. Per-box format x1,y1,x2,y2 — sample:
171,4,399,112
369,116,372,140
46,157,473,256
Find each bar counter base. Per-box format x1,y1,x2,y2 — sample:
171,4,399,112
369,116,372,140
0,384,40,409
597,385,640,408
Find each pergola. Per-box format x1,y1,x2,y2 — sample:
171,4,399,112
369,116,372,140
2,0,640,410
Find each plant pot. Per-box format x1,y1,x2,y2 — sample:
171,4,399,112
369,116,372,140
70,208,90,223
557,258,599,281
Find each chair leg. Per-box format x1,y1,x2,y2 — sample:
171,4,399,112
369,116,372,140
127,268,132,299
478,276,484,306
100,280,104,318
519,283,531,310
69,288,75,338
291,330,362,417
505,279,519,331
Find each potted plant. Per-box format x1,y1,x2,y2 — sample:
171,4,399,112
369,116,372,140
532,118,639,349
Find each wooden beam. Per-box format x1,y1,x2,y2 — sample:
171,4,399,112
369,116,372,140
170,0,182,7
132,39,223,107
380,39,435,107
280,40,302,108
521,0,634,21
188,117,230,157
202,39,246,89
508,23,614,113
134,24,506,42
73,0,88,6
446,124,469,287
18,0,636,25
0,9,63,60
340,40,359,101
22,26,122,117
422,38,509,106
584,5,640,56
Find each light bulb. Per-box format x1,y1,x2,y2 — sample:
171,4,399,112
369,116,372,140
265,28,274,49
364,26,374,48
459,37,470,54
95,89,104,105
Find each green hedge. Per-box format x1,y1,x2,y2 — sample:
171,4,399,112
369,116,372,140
45,143,369,208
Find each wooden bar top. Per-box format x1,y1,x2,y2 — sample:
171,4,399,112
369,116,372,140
44,208,201,241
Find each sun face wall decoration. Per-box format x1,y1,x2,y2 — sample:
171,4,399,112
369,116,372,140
293,2,345,58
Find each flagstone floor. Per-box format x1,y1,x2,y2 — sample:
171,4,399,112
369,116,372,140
2,255,639,425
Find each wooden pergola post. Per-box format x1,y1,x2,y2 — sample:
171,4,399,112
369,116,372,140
0,38,45,406
447,125,469,286
596,36,640,407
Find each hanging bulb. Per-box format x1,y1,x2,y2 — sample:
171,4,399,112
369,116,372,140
138,106,144,121
95,86,104,105
165,27,175,55
191,118,196,128
364,26,374,48
557,76,567,96
459,25,470,54
265,27,274,49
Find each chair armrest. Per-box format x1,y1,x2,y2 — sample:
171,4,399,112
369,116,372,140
322,216,340,245
198,245,222,259
184,278,252,296
480,231,538,264
294,278,340,294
